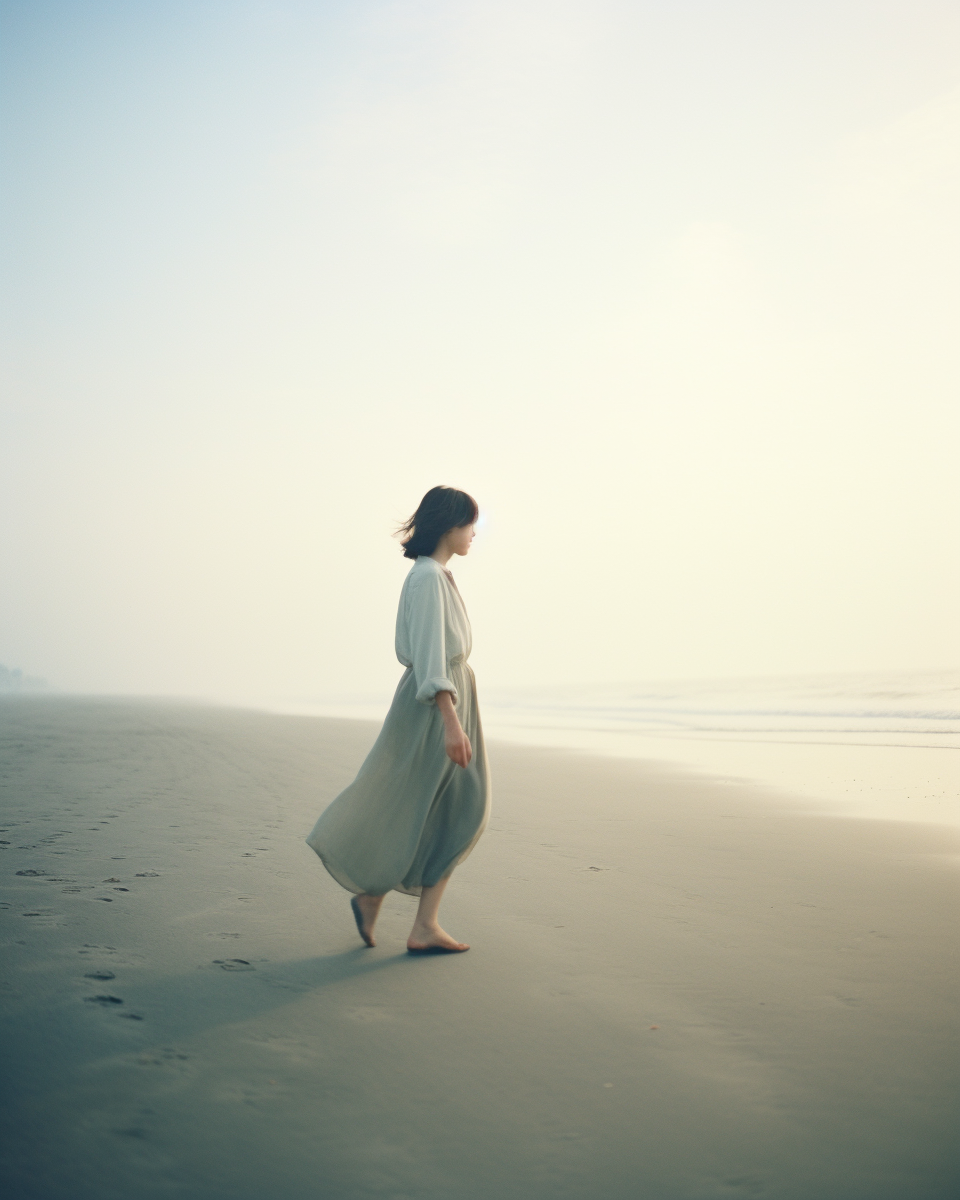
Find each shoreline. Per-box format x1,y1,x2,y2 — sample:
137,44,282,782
223,692,960,830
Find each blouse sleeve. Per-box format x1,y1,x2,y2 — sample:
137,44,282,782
407,572,457,705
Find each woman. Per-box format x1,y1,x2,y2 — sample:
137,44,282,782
306,486,490,954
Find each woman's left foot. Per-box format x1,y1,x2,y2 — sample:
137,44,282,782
351,894,383,947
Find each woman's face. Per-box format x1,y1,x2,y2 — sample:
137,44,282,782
449,523,476,556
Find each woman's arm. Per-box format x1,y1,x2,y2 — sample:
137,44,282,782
436,690,472,768
407,575,458,705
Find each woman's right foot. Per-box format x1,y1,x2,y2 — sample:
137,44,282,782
351,894,383,947
406,924,469,954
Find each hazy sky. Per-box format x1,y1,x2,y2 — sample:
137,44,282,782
2,0,958,701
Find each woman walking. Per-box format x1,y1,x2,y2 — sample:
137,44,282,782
306,486,490,953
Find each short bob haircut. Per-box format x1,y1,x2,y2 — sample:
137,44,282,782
397,486,479,560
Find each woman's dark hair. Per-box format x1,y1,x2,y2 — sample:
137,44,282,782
397,486,479,560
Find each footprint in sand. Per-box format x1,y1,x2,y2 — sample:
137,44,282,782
137,1047,190,1070
83,987,142,1019
21,909,59,924
213,959,255,971
84,970,116,981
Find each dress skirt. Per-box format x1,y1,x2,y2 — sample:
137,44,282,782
306,660,491,896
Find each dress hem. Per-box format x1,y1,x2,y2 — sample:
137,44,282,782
306,825,485,899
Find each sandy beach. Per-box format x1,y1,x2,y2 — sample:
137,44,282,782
1,696,958,1200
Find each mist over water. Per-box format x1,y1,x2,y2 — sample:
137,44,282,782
482,670,960,745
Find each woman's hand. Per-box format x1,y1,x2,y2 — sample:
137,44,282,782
436,691,472,768
444,726,472,768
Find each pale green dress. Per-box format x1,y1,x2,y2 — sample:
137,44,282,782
306,556,491,896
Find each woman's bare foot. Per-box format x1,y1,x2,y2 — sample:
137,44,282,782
351,893,384,947
406,922,469,954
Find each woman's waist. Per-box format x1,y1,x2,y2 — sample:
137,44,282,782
397,654,470,671
398,657,468,667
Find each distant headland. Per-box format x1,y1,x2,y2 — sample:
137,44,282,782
0,664,49,692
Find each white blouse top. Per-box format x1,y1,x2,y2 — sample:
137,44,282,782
395,556,472,705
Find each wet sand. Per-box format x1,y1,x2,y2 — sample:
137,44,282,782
1,696,958,1199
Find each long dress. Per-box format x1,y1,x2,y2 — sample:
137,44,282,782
306,555,491,896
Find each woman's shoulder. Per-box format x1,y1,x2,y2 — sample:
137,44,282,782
407,556,443,580
402,557,446,599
